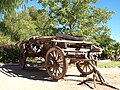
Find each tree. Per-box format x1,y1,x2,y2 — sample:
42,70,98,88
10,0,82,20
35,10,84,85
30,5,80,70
111,41,120,60
28,6,58,36
91,27,111,46
2,10,37,42
37,0,114,41
0,6,58,43
0,0,28,18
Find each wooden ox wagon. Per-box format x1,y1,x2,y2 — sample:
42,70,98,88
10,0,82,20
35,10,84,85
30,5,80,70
19,34,102,80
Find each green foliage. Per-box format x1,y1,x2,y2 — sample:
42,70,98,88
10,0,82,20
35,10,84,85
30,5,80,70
38,0,114,39
2,10,38,41
29,7,57,36
92,27,111,46
0,0,28,16
0,44,19,63
0,6,58,43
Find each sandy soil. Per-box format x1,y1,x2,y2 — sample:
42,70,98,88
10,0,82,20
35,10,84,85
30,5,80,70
0,64,120,90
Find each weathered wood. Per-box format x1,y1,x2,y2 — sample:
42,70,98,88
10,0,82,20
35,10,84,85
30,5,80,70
56,34,83,41
52,39,92,44
28,36,56,43
18,34,102,80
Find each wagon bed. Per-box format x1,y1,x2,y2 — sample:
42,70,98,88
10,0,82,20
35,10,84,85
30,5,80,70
19,34,102,80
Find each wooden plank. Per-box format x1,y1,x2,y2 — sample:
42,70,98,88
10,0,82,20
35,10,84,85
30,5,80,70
56,34,83,41
52,39,93,44
28,36,56,43
63,48,90,52
32,36,56,39
67,58,94,61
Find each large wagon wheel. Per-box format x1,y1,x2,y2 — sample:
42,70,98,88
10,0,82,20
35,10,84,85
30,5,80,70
45,47,68,80
76,60,97,75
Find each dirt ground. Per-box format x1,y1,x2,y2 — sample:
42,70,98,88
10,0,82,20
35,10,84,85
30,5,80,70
0,64,120,90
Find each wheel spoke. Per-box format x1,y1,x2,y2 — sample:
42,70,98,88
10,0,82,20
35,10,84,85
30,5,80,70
53,66,59,76
57,60,63,63
57,67,62,74
55,51,59,60
53,50,56,57
56,67,60,76
53,68,57,76
52,66,56,74
84,64,87,72
82,64,86,70
50,52,54,57
87,64,92,71
88,62,93,67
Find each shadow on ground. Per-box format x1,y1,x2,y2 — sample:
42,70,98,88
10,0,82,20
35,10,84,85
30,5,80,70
0,64,57,82
0,64,119,90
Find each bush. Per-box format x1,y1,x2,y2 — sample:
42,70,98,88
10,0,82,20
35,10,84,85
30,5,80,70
0,44,19,63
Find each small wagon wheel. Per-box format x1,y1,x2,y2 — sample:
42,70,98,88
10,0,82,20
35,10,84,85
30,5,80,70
45,46,68,80
76,60,97,75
